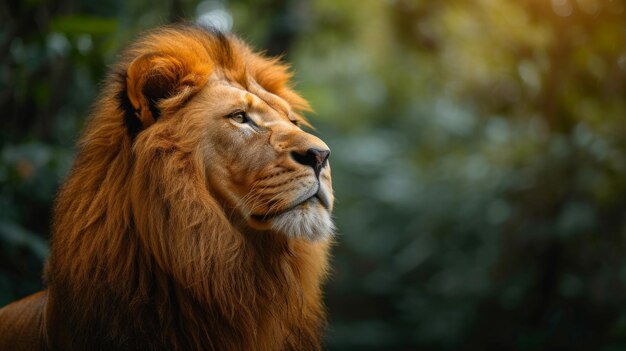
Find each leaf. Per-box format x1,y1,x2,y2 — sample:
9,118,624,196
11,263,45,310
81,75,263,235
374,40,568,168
0,221,49,260
50,15,118,36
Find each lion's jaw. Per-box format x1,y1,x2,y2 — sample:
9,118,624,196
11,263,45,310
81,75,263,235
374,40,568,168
250,172,335,241
269,198,335,241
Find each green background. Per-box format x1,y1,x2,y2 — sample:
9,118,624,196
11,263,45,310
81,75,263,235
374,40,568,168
1,0,626,350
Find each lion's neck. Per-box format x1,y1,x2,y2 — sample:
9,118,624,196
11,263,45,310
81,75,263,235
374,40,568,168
46,225,328,351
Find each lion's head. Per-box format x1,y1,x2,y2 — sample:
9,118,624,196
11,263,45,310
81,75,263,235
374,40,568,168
44,25,332,350
123,26,334,242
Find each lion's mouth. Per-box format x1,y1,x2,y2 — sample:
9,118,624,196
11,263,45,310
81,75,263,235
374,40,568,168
250,186,330,223
250,199,311,223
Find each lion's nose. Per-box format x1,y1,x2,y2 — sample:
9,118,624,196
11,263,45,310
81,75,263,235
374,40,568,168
291,148,330,175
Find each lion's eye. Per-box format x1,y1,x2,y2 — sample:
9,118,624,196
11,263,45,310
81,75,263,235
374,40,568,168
290,119,300,127
230,111,249,124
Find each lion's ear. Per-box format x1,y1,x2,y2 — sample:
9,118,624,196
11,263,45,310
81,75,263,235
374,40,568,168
125,52,211,131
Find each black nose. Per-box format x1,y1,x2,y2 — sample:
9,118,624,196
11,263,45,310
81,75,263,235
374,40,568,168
291,148,330,174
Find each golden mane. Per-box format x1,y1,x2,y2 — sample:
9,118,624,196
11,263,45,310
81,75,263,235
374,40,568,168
35,25,330,350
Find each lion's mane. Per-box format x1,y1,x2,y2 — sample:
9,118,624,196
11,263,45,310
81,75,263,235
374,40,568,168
43,25,330,351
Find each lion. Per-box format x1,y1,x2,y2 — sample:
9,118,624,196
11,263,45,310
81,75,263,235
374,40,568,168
0,24,334,351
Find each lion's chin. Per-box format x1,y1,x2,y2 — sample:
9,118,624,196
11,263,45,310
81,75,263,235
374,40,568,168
248,198,334,241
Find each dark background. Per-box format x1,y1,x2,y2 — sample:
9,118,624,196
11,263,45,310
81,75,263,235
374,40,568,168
1,0,626,350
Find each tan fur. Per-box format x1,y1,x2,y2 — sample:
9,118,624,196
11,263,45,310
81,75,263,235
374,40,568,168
0,24,333,351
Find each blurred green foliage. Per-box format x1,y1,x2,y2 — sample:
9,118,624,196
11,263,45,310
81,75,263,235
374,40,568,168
1,0,626,350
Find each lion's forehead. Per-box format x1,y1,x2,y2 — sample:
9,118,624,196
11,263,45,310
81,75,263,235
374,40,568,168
204,80,295,127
